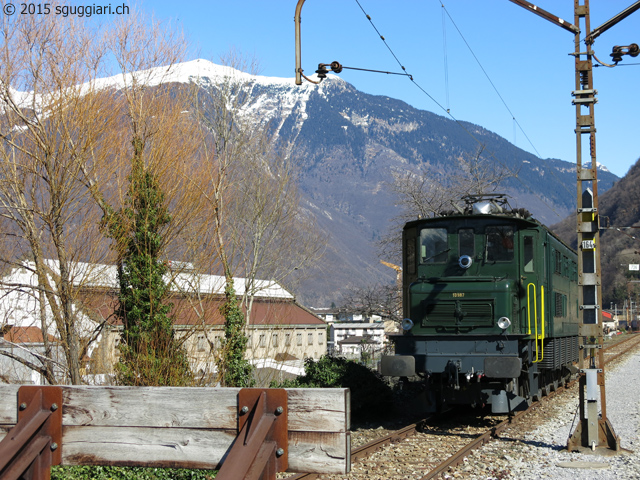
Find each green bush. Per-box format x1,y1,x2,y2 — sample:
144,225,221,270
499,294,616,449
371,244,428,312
50,466,216,480
272,355,393,422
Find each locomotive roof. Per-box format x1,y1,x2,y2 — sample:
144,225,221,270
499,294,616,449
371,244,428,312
404,210,540,229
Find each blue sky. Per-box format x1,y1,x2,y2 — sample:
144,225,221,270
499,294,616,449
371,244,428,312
128,1,639,178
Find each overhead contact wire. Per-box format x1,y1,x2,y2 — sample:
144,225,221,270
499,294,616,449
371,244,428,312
442,4,450,112
354,0,410,77
352,0,565,219
439,1,542,159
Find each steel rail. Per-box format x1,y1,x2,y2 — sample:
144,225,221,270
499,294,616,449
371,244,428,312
419,333,640,480
285,334,640,480
285,420,427,480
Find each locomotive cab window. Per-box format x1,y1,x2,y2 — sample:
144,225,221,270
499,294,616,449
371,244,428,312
485,226,514,262
420,228,449,264
458,228,474,257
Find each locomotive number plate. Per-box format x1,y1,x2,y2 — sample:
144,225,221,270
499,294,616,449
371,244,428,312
452,292,465,298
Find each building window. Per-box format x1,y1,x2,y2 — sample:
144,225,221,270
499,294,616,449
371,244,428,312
308,333,313,345
197,335,207,352
297,333,302,346
285,333,291,346
272,332,278,347
318,332,324,345
259,334,266,348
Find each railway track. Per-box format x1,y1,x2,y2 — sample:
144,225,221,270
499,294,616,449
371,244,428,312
285,333,640,480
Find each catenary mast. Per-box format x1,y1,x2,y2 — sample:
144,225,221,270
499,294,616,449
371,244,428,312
510,0,640,452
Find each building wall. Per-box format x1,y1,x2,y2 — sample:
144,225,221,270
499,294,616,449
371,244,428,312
330,323,385,346
97,322,327,384
0,342,67,384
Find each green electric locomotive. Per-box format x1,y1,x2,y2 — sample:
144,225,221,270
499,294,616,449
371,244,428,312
381,195,579,413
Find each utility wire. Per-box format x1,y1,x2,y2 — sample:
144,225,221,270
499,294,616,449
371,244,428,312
354,0,409,77
352,0,566,219
439,1,542,159
594,62,640,67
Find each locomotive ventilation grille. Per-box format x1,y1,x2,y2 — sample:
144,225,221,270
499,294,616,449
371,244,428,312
420,300,494,327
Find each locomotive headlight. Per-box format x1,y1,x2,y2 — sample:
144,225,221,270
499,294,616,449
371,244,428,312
401,318,414,331
458,255,473,269
497,317,511,330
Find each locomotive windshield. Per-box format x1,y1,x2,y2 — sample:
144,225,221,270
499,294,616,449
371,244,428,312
485,226,514,262
419,228,448,264
459,228,474,257
419,225,515,265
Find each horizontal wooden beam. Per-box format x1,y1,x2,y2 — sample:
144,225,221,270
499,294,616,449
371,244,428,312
0,386,350,474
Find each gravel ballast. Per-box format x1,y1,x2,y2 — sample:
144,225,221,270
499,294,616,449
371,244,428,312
448,350,640,479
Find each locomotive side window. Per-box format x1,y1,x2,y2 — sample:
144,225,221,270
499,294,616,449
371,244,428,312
485,226,514,262
458,228,474,257
406,237,416,275
554,250,562,275
523,236,534,272
420,228,449,264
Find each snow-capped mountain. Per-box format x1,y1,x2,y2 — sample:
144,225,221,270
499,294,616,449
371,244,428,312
148,60,620,305
12,59,619,306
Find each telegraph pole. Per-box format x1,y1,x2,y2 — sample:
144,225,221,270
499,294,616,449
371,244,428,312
510,0,640,452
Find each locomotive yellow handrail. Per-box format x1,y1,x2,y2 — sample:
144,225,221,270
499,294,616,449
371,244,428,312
527,283,545,363
540,285,545,362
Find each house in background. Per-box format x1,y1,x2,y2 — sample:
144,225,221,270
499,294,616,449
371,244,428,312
0,262,327,386
329,322,385,361
0,325,66,384
311,307,382,325
87,289,327,385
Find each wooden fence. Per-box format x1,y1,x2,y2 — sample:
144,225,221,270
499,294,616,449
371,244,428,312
0,385,351,479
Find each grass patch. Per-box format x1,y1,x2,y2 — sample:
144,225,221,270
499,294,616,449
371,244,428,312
51,466,216,480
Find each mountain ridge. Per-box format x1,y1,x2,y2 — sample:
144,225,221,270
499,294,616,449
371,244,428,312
181,60,618,306
67,59,620,306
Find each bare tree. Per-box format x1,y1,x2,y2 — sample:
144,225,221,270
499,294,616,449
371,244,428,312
339,283,402,326
0,9,119,384
190,56,325,386
454,145,514,198
0,8,204,385
381,145,514,260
